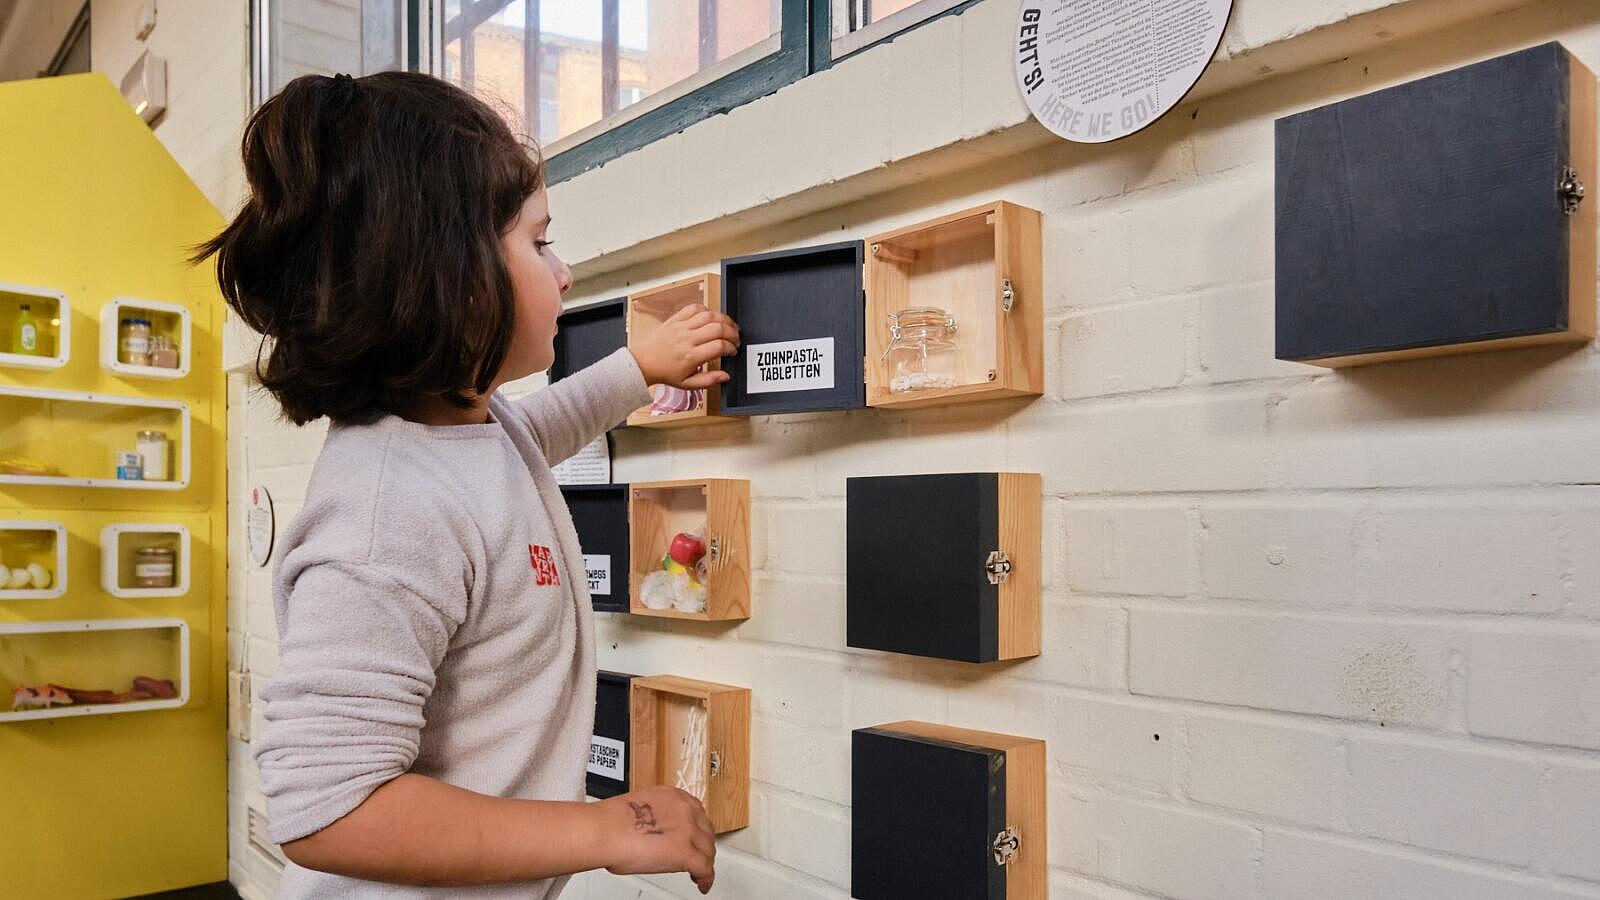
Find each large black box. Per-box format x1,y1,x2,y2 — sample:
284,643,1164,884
1275,42,1596,365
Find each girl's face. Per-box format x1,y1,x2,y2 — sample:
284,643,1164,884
497,187,572,385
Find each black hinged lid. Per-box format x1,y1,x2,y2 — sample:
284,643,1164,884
588,670,636,799
847,473,1001,663
720,240,866,415
561,483,629,614
1276,42,1579,361
852,726,1007,899
551,298,627,383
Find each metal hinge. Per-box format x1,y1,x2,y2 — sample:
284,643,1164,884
1001,278,1015,312
992,826,1021,866
985,550,1012,585
1560,166,1586,215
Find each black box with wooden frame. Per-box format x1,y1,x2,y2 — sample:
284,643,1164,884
625,274,727,428
630,675,750,833
847,473,1040,663
587,670,635,800
560,483,629,614
550,298,628,431
852,721,1046,899
1275,42,1597,366
720,201,1043,416
628,478,750,622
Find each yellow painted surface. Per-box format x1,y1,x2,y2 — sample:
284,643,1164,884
0,74,228,897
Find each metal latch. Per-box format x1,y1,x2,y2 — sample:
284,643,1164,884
1561,166,1586,215
709,751,722,778
985,550,1012,585
992,826,1021,866
1001,278,1015,313
708,536,721,564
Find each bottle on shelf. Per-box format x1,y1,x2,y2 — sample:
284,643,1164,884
12,304,40,356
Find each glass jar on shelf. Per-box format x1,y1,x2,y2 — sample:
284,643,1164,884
883,306,961,394
119,317,151,366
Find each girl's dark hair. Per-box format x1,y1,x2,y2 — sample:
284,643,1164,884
195,71,543,425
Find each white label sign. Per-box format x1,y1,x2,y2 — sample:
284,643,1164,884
247,484,275,567
588,734,626,780
1016,0,1233,144
747,337,835,394
583,554,612,596
552,436,611,485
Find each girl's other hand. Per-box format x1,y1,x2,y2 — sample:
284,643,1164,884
629,304,740,390
599,785,717,894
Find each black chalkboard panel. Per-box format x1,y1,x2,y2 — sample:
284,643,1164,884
720,241,866,415
562,484,629,614
852,726,1006,899
1276,42,1595,365
550,298,627,383
847,473,1000,663
587,670,635,800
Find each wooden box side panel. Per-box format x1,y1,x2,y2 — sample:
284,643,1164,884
997,473,1042,661
1005,739,1048,899
706,479,752,620
996,202,1044,396
707,688,751,832
1568,52,1597,340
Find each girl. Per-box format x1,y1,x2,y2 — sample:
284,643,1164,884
199,71,738,897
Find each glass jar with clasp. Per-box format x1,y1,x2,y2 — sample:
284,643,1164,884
883,306,960,394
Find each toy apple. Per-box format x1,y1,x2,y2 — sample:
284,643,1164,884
669,532,706,567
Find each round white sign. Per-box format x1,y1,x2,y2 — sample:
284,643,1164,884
247,484,275,567
1015,0,1234,144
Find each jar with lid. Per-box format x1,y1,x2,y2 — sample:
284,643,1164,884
883,306,961,393
148,334,180,369
119,317,151,366
134,546,177,589
136,430,170,481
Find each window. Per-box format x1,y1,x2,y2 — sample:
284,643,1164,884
253,0,410,105
439,1,782,153
830,0,975,60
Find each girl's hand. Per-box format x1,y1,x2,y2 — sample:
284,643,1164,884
630,305,740,390
599,786,717,894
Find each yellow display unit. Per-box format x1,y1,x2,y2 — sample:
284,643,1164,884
0,74,228,897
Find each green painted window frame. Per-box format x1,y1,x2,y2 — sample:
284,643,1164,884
419,0,988,185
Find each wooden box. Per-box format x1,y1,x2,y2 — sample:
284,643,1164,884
852,722,1046,899
550,297,626,384
561,484,629,614
630,675,750,833
587,669,636,800
847,473,1040,663
1276,42,1597,366
626,275,726,428
628,479,750,621
865,201,1043,409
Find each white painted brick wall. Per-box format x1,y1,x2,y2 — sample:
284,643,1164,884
178,0,1600,897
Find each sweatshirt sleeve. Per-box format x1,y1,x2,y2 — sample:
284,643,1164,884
254,560,462,844
507,348,652,466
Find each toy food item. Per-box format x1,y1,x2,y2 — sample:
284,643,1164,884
640,525,712,613
7,568,29,590
26,563,50,590
133,676,178,699
12,685,72,710
648,385,702,416
669,532,705,567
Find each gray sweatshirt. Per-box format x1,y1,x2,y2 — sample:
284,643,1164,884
255,349,651,899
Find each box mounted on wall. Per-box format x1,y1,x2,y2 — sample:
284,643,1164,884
720,202,1044,415
562,483,630,614
853,721,1046,899
630,675,750,833
847,472,1040,664
1275,42,1597,366
587,670,635,800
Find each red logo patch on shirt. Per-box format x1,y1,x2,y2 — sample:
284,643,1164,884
529,544,561,587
